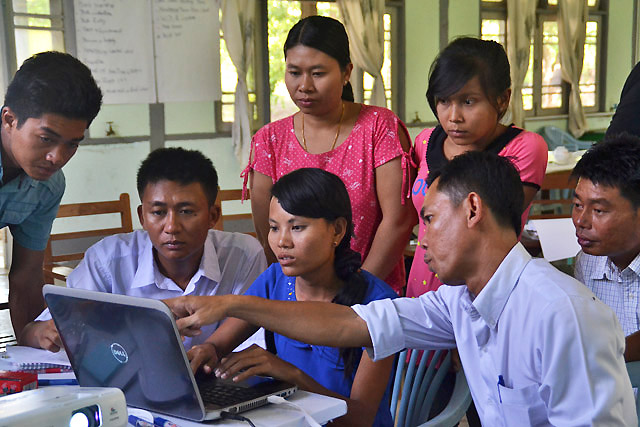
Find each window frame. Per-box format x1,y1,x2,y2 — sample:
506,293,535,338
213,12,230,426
480,0,607,117
1,0,74,82
216,0,405,132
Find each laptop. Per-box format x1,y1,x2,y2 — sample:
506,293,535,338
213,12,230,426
43,285,297,421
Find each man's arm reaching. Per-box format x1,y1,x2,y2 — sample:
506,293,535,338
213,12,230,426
164,295,373,348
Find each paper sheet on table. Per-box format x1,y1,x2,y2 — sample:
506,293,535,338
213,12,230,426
530,218,581,261
3,346,71,369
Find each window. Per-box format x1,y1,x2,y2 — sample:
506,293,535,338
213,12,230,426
216,1,402,128
266,1,398,121
217,7,258,133
481,0,605,116
4,0,65,75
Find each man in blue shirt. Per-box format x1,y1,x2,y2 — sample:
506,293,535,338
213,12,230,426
1,52,102,335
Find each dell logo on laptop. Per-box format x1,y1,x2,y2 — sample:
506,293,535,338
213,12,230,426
110,343,129,364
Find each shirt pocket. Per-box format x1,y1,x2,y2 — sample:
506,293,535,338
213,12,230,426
499,382,550,426
0,207,31,226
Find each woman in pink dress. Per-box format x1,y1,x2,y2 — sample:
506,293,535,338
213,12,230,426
407,37,548,298
243,16,415,294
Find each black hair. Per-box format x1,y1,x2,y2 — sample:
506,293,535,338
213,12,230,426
284,15,354,102
4,51,102,128
136,148,219,206
571,133,640,209
427,151,523,235
271,168,366,377
426,37,511,119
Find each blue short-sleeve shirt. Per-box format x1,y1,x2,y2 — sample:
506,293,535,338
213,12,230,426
245,263,397,427
0,150,65,251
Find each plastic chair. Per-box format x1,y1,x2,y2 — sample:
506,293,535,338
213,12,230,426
626,361,640,421
541,126,595,151
391,349,472,427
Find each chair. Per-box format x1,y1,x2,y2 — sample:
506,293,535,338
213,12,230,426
391,349,472,427
528,170,577,220
43,193,133,283
213,189,255,236
626,361,640,421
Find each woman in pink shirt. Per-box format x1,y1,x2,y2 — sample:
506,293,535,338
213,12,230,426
244,16,415,293
408,37,548,297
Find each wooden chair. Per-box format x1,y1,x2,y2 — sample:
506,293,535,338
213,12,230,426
213,189,255,236
528,170,577,220
43,193,133,283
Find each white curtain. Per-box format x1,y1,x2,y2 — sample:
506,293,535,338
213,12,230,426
337,0,386,107
221,0,255,166
558,0,588,137
506,0,537,128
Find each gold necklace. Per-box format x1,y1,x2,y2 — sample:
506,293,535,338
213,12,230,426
301,102,345,152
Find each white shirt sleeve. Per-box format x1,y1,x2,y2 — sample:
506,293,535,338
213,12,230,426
232,241,267,295
352,291,457,361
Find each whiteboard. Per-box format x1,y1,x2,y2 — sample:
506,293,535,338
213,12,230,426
153,0,221,102
74,0,221,104
74,0,156,104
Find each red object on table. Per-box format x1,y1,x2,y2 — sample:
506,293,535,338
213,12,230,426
0,370,38,396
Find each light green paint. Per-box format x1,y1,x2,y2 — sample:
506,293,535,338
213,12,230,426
404,0,440,123
448,0,480,41
88,104,149,138
165,101,216,134
606,1,634,113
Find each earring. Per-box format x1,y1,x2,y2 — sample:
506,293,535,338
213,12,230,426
333,241,338,247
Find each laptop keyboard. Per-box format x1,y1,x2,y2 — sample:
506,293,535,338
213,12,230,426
199,381,266,407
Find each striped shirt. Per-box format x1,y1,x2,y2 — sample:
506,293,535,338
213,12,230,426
575,250,640,336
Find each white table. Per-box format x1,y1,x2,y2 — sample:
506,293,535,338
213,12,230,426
129,390,347,426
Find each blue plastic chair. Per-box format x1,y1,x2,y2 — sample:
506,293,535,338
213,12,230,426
391,349,472,427
541,126,595,151
627,361,640,422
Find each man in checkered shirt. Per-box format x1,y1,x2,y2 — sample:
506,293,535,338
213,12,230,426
572,133,640,361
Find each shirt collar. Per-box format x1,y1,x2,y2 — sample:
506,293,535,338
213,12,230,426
471,242,531,329
583,253,608,280
602,251,640,280
0,149,37,189
131,232,222,292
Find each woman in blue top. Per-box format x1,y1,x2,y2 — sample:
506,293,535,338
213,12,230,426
182,167,397,427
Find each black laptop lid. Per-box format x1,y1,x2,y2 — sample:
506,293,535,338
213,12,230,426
44,286,206,420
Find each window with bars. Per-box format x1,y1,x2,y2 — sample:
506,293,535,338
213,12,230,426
480,0,605,116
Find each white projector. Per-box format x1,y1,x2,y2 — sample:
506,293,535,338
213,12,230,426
0,386,127,427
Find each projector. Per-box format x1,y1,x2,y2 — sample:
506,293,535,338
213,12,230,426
0,386,127,427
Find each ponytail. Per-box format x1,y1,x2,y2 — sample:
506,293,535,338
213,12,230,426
332,240,368,378
341,81,354,102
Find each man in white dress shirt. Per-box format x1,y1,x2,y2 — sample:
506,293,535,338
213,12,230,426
20,147,267,351
167,151,636,426
572,135,640,362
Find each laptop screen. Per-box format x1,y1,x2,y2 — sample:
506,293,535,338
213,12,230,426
46,292,206,420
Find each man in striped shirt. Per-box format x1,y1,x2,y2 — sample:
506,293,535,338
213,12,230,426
572,133,640,361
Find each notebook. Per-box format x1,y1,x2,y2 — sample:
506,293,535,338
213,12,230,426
3,346,73,371
43,285,297,421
